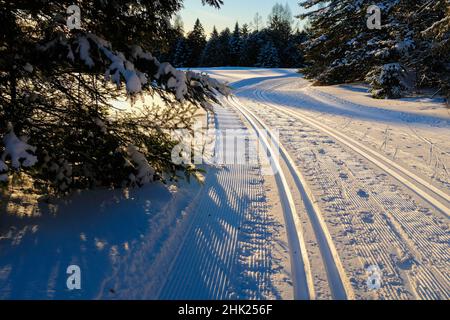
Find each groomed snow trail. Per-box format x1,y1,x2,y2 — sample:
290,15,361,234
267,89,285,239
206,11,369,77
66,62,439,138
1,68,448,300
229,95,354,300
158,104,293,300
0,101,293,300
255,87,450,217
224,68,449,300
226,96,315,300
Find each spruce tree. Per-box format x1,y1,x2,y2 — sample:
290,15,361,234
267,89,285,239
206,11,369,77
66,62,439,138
299,0,449,99
241,24,250,40
267,3,293,67
240,30,268,67
167,15,186,65
218,28,232,66
0,0,227,193
414,1,450,100
173,37,190,68
229,23,243,66
283,30,307,68
258,42,280,68
200,27,222,67
185,19,207,67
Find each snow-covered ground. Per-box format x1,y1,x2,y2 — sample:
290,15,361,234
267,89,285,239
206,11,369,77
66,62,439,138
0,68,448,300
216,68,449,300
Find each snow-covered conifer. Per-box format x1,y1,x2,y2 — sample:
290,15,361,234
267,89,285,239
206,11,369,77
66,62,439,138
0,0,227,193
258,42,280,68
299,0,449,99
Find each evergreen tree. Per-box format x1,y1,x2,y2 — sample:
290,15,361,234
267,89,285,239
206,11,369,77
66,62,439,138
283,30,308,68
218,28,232,66
299,0,449,99
258,42,280,68
170,15,186,61
185,19,207,67
240,30,269,67
366,63,408,98
238,24,252,66
173,37,190,67
200,27,222,67
267,3,293,67
160,15,185,64
241,24,250,40
0,0,227,193
300,0,407,85
414,1,450,100
229,23,243,66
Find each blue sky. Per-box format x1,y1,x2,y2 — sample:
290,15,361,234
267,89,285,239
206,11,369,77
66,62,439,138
179,0,307,35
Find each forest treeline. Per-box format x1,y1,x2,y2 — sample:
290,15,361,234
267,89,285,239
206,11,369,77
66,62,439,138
159,1,449,100
159,4,307,69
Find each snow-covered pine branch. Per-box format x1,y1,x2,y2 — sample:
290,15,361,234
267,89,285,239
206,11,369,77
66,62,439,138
38,32,229,106
0,0,228,193
1,123,38,171
300,0,449,99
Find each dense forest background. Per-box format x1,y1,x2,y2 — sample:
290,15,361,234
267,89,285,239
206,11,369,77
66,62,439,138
158,4,307,69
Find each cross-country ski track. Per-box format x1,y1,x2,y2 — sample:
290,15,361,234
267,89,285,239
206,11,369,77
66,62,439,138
227,95,354,300
0,68,448,300
226,69,449,300
253,87,450,218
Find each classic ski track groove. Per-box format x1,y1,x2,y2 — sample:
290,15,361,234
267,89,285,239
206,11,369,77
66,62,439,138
256,86,450,218
229,95,355,300
236,80,449,299
227,96,316,300
159,104,293,300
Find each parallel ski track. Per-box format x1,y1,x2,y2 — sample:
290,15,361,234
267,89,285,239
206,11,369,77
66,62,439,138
242,83,449,299
159,105,293,300
228,95,353,300
253,86,450,218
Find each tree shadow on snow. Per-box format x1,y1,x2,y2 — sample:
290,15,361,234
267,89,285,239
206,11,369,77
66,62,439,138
0,183,194,299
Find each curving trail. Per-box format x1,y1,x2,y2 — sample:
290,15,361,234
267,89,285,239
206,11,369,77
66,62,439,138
254,89,450,217
1,68,448,300
227,69,449,300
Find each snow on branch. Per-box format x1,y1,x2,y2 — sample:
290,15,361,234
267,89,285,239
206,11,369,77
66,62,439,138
156,62,188,101
127,144,155,186
77,36,95,68
39,32,229,104
1,123,38,171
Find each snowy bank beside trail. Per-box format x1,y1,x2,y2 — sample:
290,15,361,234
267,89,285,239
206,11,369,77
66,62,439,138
304,84,450,122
